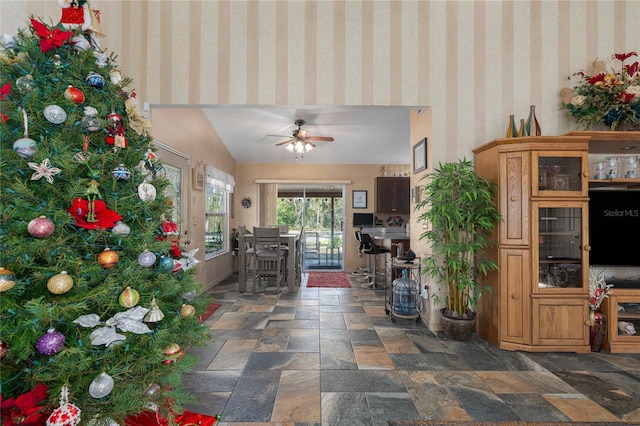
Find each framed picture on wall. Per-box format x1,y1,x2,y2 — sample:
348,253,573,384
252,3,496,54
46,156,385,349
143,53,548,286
352,190,367,209
192,168,205,191
413,138,427,173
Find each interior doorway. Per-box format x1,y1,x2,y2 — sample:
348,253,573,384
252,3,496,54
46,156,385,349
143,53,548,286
277,183,344,271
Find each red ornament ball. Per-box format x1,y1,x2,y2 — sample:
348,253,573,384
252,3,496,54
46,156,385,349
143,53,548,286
0,341,8,360
64,85,85,104
97,248,119,268
36,328,65,355
28,215,55,238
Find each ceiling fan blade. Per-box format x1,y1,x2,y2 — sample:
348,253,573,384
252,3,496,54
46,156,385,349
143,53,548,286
267,134,291,138
306,141,317,148
274,139,293,146
307,136,334,142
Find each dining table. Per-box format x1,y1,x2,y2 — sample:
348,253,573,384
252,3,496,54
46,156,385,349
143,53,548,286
238,231,301,293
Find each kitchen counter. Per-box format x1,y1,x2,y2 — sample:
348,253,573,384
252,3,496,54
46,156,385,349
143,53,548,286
360,227,410,239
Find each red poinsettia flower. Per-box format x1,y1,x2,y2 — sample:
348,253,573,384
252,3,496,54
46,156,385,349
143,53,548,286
68,198,123,230
170,244,182,259
30,19,73,53
0,383,49,426
613,51,637,62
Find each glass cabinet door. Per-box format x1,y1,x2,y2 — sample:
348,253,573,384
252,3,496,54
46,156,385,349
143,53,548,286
532,151,588,196
534,202,588,292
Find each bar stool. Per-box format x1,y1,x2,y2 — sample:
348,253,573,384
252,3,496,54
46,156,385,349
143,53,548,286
359,232,390,289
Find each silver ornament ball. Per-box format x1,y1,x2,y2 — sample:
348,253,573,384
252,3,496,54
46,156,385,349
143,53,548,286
43,105,67,124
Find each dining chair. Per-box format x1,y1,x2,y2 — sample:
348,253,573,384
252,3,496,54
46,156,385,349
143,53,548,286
253,227,287,292
238,226,254,280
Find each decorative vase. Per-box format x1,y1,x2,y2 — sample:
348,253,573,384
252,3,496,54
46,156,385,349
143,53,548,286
525,105,541,136
506,115,517,138
589,308,607,352
440,308,476,340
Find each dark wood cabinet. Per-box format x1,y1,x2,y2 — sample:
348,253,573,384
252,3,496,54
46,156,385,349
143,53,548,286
375,177,410,213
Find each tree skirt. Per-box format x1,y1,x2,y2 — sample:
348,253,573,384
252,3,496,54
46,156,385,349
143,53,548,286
306,272,351,288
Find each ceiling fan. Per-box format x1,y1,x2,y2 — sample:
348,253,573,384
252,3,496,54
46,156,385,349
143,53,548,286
268,119,334,154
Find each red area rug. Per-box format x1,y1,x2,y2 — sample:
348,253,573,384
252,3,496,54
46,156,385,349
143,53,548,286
199,303,221,322
306,272,351,288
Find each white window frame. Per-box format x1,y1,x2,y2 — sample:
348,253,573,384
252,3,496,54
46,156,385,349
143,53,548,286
204,165,235,260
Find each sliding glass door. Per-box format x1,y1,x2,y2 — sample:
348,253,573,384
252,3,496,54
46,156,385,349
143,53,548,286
277,184,344,271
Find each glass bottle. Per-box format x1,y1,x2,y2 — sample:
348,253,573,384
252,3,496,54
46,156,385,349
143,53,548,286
624,156,637,178
525,105,541,136
506,115,517,138
593,161,606,180
606,156,619,179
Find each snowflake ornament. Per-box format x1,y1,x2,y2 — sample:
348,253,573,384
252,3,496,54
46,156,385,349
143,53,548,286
28,158,61,183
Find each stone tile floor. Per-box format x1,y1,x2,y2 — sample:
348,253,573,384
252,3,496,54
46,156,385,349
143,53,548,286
183,273,640,425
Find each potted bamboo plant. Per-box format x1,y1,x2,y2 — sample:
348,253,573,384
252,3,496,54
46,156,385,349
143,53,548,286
416,158,501,340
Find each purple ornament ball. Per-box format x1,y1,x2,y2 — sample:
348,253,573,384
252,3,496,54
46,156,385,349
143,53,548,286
36,328,65,355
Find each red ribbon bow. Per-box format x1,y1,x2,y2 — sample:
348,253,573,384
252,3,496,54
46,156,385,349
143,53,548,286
68,198,123,230
30,18,73,53
0,83,10,123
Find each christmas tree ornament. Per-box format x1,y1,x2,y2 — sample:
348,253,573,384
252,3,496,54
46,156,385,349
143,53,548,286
14,108,37,159
182,289,197,302
118,286,140,308
13,137,37,159
28,215,55,238
68,196,122,230
52,54,63,68
111,221,130,236
47,271,73,295
85,72,105,89
36,328,65,355
105,112,127,147
43,104,67,124
180,304,195,318
144,298,165,323
0,267,16,292
142,383,161,398
16,74,37,92
0,341,8,360
88,372,114,398
30,18,73,53
109,68,123,85
46,385,81,426
137,182,156,202
162,343,184,364
124,92,152,136
64,85,85,104
137,250,156,267
171,259,182,272
28,158,62,184
80,106,100,132
112,164,131,182
156,256,174,273
97,247,119,268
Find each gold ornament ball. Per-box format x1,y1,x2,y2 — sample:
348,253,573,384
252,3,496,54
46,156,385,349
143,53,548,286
47,271,73,294
0,267,16,292
98,248,119,268
162,343,185,364
180,304,196,318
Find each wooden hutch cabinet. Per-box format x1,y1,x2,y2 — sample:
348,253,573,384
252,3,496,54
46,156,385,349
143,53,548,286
473,136,591,353
375,177,410,213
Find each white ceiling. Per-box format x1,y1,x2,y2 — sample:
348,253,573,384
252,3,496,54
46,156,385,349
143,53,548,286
200,106,421,165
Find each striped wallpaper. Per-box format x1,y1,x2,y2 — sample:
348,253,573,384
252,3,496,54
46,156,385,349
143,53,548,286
2,0,639,162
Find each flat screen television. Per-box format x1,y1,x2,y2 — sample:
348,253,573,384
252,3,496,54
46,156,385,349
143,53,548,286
588,190,640,267
353,213,374,228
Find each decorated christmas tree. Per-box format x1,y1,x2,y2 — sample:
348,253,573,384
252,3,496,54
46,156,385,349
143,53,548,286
0,5,212,425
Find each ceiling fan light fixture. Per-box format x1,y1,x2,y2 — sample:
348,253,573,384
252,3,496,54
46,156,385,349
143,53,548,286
304,142,314,152
286,143,295,152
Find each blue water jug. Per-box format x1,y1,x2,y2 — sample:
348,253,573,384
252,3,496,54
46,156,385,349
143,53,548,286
392,269,417,315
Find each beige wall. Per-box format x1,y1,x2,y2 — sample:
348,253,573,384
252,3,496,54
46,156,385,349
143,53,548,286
151,108,236,289
3,0,638,162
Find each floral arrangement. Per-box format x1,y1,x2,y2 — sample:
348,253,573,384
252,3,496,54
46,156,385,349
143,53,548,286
588,267,613,310
560,51,640,130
